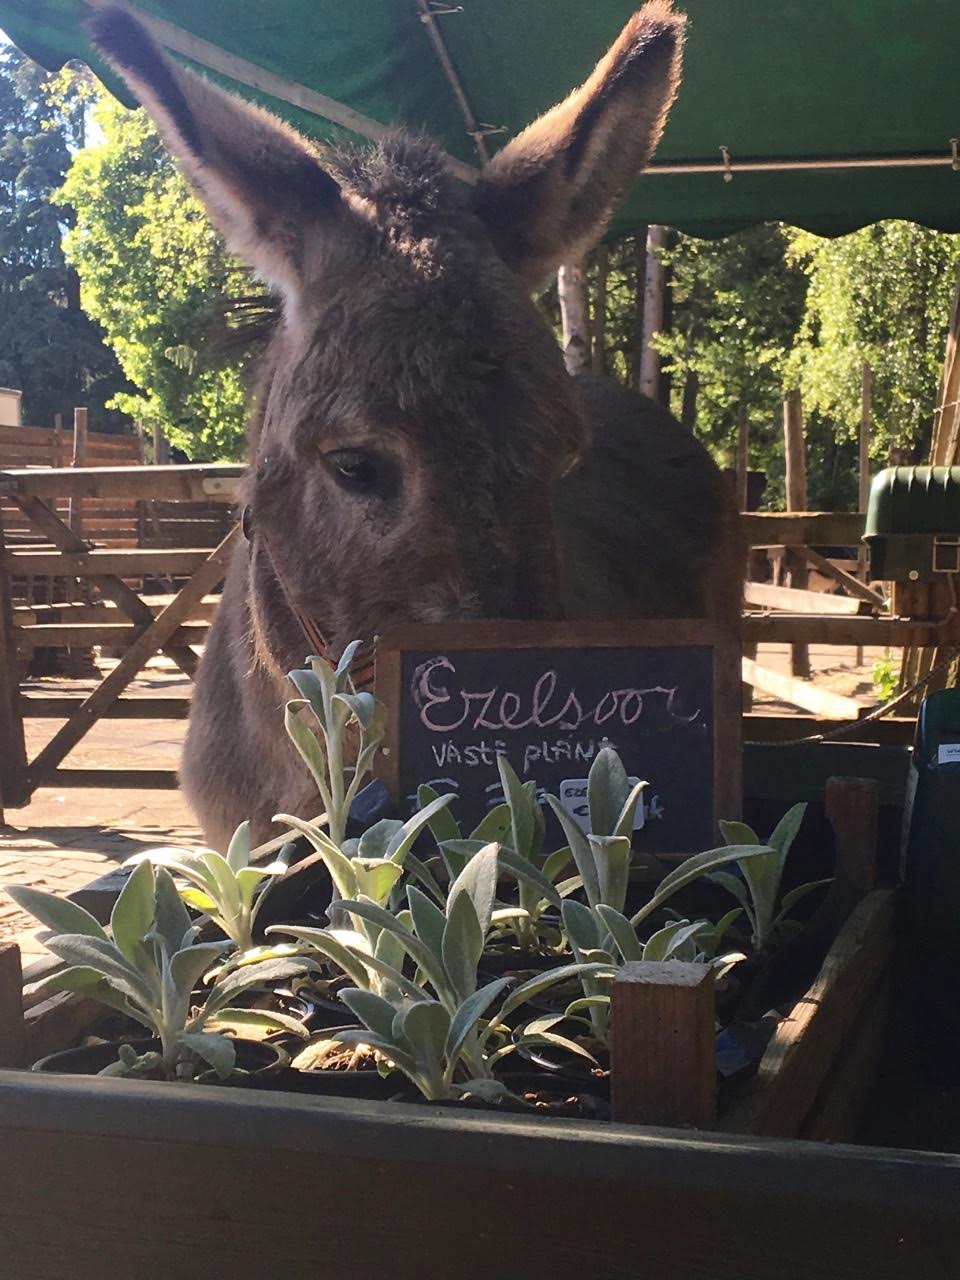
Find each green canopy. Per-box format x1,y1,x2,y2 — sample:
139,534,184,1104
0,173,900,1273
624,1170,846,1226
2,0,959,238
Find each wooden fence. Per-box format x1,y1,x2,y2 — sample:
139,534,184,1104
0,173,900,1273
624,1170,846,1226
0,465,955,810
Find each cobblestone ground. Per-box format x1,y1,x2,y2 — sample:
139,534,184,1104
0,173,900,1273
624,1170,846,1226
0,645,886,967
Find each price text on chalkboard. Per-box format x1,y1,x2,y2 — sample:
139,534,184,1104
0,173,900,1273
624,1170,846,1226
375,621,741,855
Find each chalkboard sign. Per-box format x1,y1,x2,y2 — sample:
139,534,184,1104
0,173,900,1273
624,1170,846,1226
376,621,741,855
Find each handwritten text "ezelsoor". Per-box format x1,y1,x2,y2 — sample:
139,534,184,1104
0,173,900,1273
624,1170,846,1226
410,657,699,735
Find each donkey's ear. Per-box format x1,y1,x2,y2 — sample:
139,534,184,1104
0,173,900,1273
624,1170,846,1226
89,7,341,305
472,3,684,287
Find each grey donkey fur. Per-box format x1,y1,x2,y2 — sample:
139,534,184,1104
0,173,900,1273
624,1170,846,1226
91,3,743,849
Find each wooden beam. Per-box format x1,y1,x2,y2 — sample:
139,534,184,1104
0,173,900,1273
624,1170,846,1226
743,714,915,747
825,776,879,899
743,582,862,615
0,943,23,1069
741,657,868,720
15,622,208,650
20,694,191,720
742,512,865,547
0,464,243,502
68,407,88,539
742,613,956,647
0,511,27,811
25,528,239,788
9,548,216,576
38,769,180,790
611,961,716,1127
795,546,884,606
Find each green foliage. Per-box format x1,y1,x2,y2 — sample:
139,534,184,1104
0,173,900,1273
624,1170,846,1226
0,51,126,428
7,862,315,1080
59,91,254,459
786,223,959,462
873,649,899,702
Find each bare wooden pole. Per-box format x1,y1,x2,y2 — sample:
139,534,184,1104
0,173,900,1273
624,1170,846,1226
856,364,872,667
639,226,667,399
736,406,749,511
557,261,591,376
611,961,716,1127
783,390,811,678
68,407,88,538
0,508,28,814
0,943,23,1067
632,226,648,389
591,243,608,376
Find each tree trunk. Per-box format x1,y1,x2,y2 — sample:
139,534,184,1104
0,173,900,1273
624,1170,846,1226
680,369,698,430
591,244,608,376
632,226,648,389
736,406,749,512
640,225,667,400
558,260,591,377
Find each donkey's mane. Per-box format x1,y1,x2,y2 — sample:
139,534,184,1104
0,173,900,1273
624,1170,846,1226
330,132,460,220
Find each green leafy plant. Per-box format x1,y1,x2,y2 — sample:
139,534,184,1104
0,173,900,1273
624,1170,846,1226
872,649,898,702
125,821,294,954
420,755,579,955
284,643,388,847
7,863,314,1080
712,803,828,954
281,844,611,1099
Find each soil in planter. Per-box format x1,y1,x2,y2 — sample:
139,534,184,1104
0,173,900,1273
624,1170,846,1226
33,1036,288,1087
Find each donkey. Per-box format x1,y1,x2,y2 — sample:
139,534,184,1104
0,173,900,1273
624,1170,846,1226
91,4,743,849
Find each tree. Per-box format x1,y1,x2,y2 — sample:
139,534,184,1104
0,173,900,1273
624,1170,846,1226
786,222,959,465
60,91,255,460
0,48,127,429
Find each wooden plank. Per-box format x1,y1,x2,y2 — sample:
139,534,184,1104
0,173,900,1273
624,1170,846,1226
9,548,215,576
742,613,956,646
796,546,885,606
25,528,239,786
743,582,862,615
718,890,895,1139
743,714,915,747
611,961,716,1127
742,657,868,720
15,622,209,649
2,1070,959,1280
20,694,191,720
742,512,865,547
825,776,878,898
69,408,88,540
0,944,23,1069
0,464,243,502
39,768,180,789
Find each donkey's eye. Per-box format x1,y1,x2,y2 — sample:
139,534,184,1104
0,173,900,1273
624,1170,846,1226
325,448,395,497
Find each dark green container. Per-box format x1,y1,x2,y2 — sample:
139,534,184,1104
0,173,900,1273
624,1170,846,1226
864,466,960,581
901,687,960,1081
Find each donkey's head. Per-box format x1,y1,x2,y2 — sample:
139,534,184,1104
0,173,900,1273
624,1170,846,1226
92,5,685,670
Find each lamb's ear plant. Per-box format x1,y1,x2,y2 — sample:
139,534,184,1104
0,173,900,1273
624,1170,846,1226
711,803,828,954
306,844,612,1099
419,755,577,954
7,864,315,1081
125,821,295,954
284,643,387,847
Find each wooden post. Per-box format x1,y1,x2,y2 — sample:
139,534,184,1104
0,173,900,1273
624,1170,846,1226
0,508,28,814
783,390,811,678
856,364,872,667
611,961,716,1127
0,943,24,1068
736,406,749,512
825,776,878,901
68,407,88,536
557,260,591,376
632,226,648,389
152,421,169,467
53,413,64,467
639,225,667,399
591,243,608,376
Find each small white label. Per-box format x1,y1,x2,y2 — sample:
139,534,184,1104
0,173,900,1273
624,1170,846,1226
937,743,960,765
559,777,645,830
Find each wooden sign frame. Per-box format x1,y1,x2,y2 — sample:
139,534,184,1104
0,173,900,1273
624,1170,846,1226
375,620,742,847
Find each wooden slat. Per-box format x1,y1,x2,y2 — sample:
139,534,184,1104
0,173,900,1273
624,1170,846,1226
0,464,243,502
15,622,209,650
742,657,869,719
743,511,865,547
25,527,239,786
0,944,23,1069
742,613,956,646
743,713,915,746
9,548,215,575
718,891,895,1139
794,546,885,606
20,694,191,719
743,582,863,615
38,768,180,789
